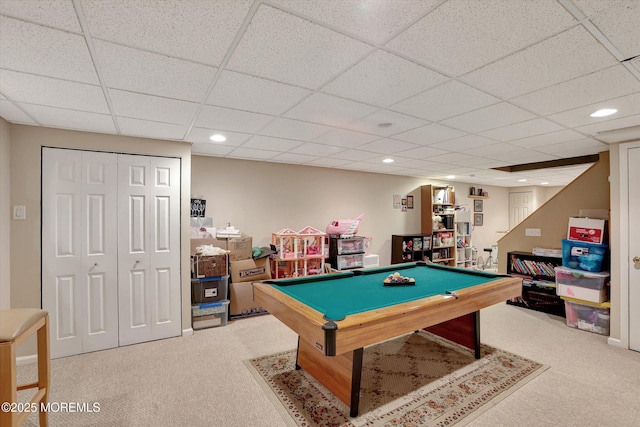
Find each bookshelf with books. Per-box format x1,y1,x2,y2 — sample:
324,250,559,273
391,234,432,264
506,251,565,317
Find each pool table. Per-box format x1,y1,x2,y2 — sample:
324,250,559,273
252,261,521,417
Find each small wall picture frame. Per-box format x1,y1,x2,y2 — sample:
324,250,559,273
474,213,484,226
474,199,483,212
407,195,414,209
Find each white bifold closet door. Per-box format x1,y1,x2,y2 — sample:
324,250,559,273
117,154,181,346
42,148,181,359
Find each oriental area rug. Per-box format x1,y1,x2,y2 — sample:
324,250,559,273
246,331,547,427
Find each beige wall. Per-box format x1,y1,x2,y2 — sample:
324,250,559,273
498,152,612,332
191,155,511,264
0,119,10,309
498,152,610,272
9,125,193,354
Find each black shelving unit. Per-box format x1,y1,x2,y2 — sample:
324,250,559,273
391,234,432,264
506,251,565,317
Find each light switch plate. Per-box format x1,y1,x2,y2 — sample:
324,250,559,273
13,205,26,220
525,228,541,237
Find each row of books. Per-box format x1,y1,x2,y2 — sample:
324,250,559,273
509,256,557,277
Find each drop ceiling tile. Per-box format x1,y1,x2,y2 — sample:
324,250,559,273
535,138,611,155
389,158,442,169
329,150,380,161
242,135,304,152
94,40,216,102
484,149,558,164
306,157,354,168
479,118,565,142
19,103,116,133
428,135,497,151
424,152,481,165
343,110,429,136
290,142,346,156
576,114,640,139
0,100,37,124
386,0,576,76
573,0,640,59
271,0,439,44
184,128,251,146
0,70,108,113
0,0,81,32
312,128,379,148
321,50,449,107
547,92,640,128
83,0,252,66
270,152,319,164
207,71,312,115
356,138,419,155
393,123,467,145
0,16,98,84
117,117,188,140
109,89,199,125
462,26,618,99
464,142,521,157
397,145,449,160
508,129,587,148
228,147,279,161
441,103,536,133
390,80,500,122
259,117,334,141
511,66,640,116
190,142,236,157
226,4,372,89
632,57,640,74
195,105,275,134
284,92,377,127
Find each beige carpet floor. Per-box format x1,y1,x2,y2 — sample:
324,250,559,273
13,302,640,426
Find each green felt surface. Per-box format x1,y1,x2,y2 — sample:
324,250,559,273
267,263,502,321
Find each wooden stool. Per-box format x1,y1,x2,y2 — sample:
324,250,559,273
0,309,50,427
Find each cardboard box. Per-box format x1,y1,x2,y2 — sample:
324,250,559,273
567,217,607,244
230,257,271,283
191,254,228,278
190,238,228,254
228,235,252,261
229,281,269,318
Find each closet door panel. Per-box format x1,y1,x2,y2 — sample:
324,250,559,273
81,151,118,353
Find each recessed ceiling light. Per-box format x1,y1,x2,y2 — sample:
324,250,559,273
590,108,617,118
541,181,549,185
382,158,394,163
209,134,226,142
518,179,527,182
446,175,455,179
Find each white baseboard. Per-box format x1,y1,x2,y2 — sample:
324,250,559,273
607,336,625,348
182,328,194,336
17,354,38,366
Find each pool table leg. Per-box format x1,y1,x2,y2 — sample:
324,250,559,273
473,311,481,359
350,348,364,417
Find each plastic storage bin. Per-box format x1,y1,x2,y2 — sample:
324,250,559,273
564,299,609,336
192,300,229,330
555,267,609,303
561,239,607,272
191,276,229,304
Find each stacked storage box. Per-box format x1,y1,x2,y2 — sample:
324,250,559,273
557,217,610,335
191,252,230,330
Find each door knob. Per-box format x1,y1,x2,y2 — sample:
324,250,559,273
634,256,640,264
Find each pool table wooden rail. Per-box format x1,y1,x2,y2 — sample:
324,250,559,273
252,275,521,357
